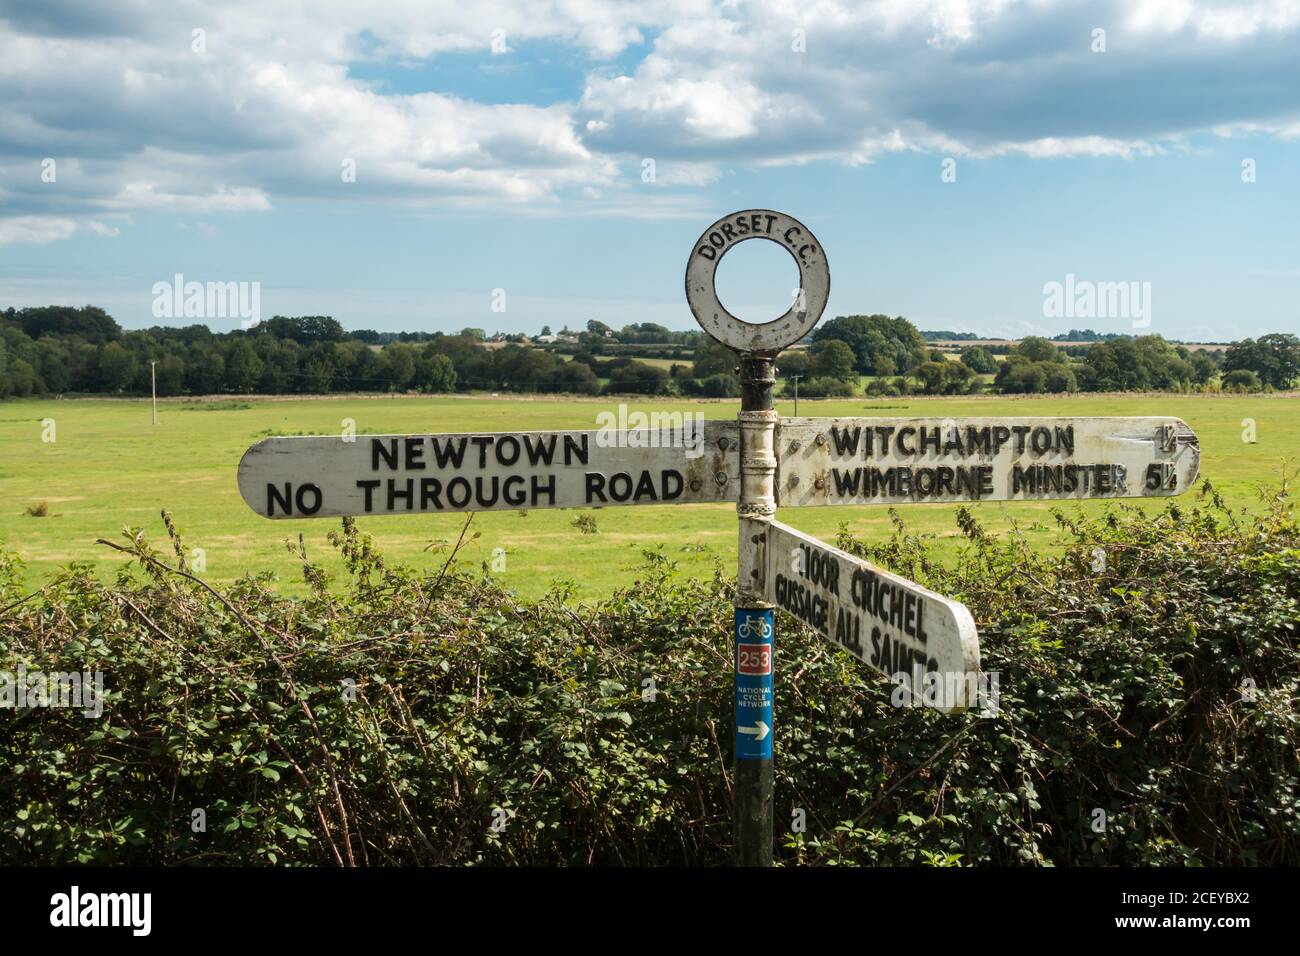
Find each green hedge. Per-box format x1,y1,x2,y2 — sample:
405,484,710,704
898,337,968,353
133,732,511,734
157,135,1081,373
1,482,1297,865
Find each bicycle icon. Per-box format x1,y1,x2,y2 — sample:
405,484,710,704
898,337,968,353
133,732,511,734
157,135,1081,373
738,616,772,640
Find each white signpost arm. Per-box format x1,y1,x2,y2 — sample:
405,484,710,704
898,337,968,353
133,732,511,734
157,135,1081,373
237,424,742,517
763,519,982,710
777,416,1200,507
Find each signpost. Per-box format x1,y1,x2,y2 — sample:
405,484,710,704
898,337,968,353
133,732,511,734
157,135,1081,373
237,207,1202,867
759,519,981,710
778,416,1200,507
238,422,740,517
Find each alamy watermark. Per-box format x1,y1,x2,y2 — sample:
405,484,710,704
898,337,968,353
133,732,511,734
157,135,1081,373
890,668,1000,713
49,886,150,936
1043,274,1151,329
595,404,705,459
151,273,260,326
2,665,105,718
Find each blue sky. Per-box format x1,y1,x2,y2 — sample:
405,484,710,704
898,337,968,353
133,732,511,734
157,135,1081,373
2,1,1299,341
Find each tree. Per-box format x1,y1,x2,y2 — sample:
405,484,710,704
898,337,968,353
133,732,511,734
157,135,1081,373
1013,337,1062,364
812,314,927,377
690,373,741,397
225,339,264,392
413,351,457,392
256,337,301,392
619,322,673,343
5,358,38,396
155,355,186,396
429,354,458,392
17,305,121,344
34,340,72,393
959,346,997,374
916,359,975,395
1222,368,1261,392
379,342,417,389
259,315,346,344
95,342,137,392
792,376,855,397
1042,364,1078,393
810,339,856,381
692,338,734,378
334,340,379,388
776,350,811,378
1085,339,1143,390
300,358,331,393
914,361,947,395
186,348,225,394
1084,335,1192,392
1189,351,1218,385
995,359,1047,394
605,361,669,395
1223,334,1300,389
552,360,600,395
494,345,562,391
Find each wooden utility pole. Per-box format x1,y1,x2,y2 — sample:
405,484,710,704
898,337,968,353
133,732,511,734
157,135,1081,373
150,360,158,425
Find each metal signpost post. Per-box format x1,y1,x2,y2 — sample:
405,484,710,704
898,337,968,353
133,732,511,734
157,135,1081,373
685,209,831,865
238,207,1201,868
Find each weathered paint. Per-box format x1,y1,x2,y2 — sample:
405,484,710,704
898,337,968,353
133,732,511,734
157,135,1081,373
761,518,981,710
685,209,830,355
777,416,1200,507
238,423,740,518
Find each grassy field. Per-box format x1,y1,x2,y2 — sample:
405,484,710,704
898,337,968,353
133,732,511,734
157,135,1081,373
1,392,1294,599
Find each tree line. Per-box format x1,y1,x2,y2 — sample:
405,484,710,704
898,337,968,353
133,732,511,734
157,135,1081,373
791,314,1298,397
983,333,1298,395
2,304,1295,399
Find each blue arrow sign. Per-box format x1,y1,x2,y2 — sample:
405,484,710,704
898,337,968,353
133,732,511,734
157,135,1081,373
734,608,774,760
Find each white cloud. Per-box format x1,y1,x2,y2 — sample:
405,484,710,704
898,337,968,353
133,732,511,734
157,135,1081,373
980,136,1161,160
1,0,1299,244
578,0,1300,164
1126,0,1300,39
0,215,81,245
107,182,272,212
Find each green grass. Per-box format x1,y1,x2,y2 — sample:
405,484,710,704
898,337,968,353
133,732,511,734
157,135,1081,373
1,392,1293,599
620,356,687,371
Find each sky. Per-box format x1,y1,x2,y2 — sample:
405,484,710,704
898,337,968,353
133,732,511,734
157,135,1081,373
1,0,1299,341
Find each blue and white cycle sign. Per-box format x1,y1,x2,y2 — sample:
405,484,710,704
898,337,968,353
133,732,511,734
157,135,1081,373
734,608,774,760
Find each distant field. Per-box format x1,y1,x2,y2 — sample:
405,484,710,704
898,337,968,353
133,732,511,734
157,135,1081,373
626,357,688,370
927,339,1231,351
1,392,1294,600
